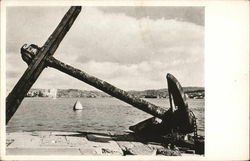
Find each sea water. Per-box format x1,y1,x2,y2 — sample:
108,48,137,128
6,97,204,136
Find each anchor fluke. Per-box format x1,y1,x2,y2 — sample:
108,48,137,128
129,73,196,136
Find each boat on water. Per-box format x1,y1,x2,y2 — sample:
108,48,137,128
73,100,83,110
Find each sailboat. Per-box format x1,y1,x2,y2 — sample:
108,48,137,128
73,100,83,110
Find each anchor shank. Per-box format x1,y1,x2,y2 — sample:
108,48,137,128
46,56,167,119
6,6,82,124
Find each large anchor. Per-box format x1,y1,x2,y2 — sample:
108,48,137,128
6,6,203,153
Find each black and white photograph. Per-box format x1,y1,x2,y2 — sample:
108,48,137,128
4,5,205,156
1,0,249,160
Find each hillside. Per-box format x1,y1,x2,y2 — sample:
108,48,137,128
26,87,204,99
128,87,204,99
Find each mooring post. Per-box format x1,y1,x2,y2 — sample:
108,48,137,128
6,6,82,124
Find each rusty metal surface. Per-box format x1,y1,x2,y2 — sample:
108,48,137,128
46,56,168,119
164,73,195,133
167,73,188,110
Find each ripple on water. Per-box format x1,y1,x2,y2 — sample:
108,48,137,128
7,97,204,136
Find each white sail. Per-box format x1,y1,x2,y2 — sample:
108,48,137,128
73,100,83,110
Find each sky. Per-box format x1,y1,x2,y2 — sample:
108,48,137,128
6,6,204,91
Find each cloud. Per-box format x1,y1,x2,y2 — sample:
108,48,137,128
6,6,204,91
98,7,204,26
6,53,27,89
57,7,204,65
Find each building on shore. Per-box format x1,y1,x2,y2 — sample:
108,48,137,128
47,88,57,99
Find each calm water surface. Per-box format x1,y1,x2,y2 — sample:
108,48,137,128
7,98,204,136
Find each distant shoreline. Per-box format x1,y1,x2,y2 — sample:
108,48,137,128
20,87,205,99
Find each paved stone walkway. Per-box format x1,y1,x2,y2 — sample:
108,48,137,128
6,131,198,156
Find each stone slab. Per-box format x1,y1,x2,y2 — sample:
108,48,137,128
41,134,68,147
6,148,81,155
79,147,102,155
66,135,90,147
7,132,41,148
86,134,123,155
31,131,51,137
116,141,156,155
